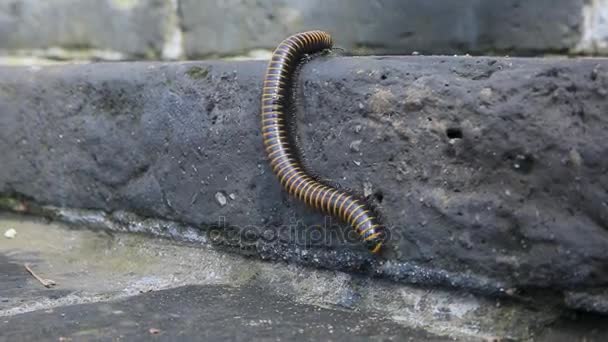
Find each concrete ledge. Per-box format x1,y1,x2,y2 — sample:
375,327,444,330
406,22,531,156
1,56,607,313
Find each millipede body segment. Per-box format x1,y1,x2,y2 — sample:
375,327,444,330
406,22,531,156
261,31,386,254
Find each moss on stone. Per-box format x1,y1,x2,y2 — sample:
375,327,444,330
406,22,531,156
186,66,209,80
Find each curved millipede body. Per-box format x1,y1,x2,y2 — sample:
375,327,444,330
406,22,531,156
261,31,386,254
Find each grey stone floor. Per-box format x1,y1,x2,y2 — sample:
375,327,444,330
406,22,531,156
2,285,448,342
1,213,606,341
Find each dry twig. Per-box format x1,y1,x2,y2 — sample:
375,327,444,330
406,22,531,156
24,263,56,288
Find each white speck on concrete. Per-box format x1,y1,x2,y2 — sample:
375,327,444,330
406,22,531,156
215,192,227,206
363,182,373,197
4,228,17,239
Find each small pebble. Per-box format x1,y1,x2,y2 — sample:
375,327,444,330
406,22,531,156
569,149,582,166
363,182,373,197
215,192,227,206
479,87,492,102
3,228,16,239
349,140,362,152
352,160,361,166
354,125,362,133
229,193,236,200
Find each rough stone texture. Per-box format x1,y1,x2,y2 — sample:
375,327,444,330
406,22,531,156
3,214,608,341
0,0,173,58
565,289,608,313
0,56,607,313
179,0,584,57
0,215,540,340
3,285,453,342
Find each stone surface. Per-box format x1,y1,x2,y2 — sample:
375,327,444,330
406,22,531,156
0,56,607,314
565,289,608,314
179,0,585,57
0,214,539,340
2,284,452,342
0,0,173,59
2,214,608,341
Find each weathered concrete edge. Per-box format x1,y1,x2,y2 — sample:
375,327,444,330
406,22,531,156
1,195,603,320
1,211,575,341
7,199,608,321
0,197,508,297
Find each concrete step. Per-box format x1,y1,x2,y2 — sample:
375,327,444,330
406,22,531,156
0,56,607,316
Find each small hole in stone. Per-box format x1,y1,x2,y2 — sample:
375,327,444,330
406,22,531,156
380,74,387,80
374,191,384,203
446,127,463,139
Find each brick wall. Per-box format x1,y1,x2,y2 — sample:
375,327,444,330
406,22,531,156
1,0,608,61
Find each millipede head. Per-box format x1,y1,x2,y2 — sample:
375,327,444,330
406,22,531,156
370,242,383,254
362,227,386,254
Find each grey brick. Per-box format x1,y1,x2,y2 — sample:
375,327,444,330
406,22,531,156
179,0,585,57
0,0,174,58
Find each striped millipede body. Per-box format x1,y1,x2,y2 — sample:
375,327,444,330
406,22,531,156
261,31,386,254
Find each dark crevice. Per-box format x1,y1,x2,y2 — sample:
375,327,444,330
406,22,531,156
446,127,463,139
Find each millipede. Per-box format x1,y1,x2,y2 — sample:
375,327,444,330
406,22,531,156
261,30,386,254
